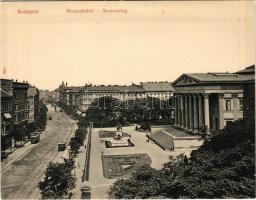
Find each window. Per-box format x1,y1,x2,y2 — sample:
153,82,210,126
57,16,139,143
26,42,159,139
2,102,9,111
225,99,232,111
239,99,243,111
226,120,233,126
14,114,18,123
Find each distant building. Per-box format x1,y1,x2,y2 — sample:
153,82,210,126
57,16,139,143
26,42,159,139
140,81,174,100
39,89,59,103
172,65,255,134
58,81,174,112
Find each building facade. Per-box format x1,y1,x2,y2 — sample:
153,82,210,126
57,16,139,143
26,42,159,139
58,81,174,112
236,66,255,129
172,66,255,134
1,79,41,152
27,87,39,123
1,79,14,150
141,81,174,100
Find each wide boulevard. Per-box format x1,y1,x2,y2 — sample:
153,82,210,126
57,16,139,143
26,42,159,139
1,105,76,199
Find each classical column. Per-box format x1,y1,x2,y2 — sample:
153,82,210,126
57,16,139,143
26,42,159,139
176,95,180,126
188,94,193,131
184,94,189,129
203,94,210,133
233,93,239,120
179,96,183,127
193,94,199,132
218,94,224,130
180,94,185,128
197,94,204,132
174,96,178,126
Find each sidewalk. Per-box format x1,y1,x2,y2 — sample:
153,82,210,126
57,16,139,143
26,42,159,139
71,139,88,199
71,147,84,198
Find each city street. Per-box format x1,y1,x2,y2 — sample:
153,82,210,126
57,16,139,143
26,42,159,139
1,105,77,199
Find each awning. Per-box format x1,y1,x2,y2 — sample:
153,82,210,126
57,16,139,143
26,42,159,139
3,113,12,119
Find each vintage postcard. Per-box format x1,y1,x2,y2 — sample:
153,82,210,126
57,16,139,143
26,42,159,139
1,1,255,199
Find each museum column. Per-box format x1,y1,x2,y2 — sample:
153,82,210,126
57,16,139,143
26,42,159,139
174,96,178,126
218,93,224,130
188,94,193,131
184,94,189,129
180,94,185,128
193,94,199,132
203,94,210,133
197,94,204,131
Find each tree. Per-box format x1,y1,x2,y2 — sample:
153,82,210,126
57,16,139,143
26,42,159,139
38,159,75,199
108,120,255,199
69,137,80,155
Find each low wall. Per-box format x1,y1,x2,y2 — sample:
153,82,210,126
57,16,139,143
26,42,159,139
174,139,203,149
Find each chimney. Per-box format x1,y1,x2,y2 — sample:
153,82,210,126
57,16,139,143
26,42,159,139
66,82,68,87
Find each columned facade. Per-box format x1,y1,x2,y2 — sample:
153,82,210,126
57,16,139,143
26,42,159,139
172,67,254,135
174,92,211,134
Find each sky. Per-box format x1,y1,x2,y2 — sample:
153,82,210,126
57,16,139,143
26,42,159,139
1,1,255,90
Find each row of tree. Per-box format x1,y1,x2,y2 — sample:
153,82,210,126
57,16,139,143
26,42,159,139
82,96,174,128
38,104,89,199
108,120,255,198
69,127,87,156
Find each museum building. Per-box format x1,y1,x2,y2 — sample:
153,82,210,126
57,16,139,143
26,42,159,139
172,65,255,134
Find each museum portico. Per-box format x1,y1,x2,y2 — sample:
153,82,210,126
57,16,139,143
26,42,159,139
172,67,255,134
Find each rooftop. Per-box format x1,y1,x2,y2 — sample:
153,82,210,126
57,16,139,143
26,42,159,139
235,65,255,75
141,81,174,92
84,85,144,92
186,73,254,82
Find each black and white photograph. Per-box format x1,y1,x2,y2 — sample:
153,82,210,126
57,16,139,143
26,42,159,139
0,0,255,199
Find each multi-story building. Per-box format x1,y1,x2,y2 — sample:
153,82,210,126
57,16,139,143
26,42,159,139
13,81,29,127
235,66,255,129
58,81,174,112
77,84,144,111
172,65,255,134
27,86,39,124
140,81,174,100
1,79,39,151
1,79,13,150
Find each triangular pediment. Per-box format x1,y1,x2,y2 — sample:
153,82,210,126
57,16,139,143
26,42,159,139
172,74,200,86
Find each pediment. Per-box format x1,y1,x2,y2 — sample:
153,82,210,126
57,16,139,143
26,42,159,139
173,75,200,86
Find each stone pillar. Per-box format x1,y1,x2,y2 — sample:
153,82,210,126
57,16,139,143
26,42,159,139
184,94,189,129
177,95,181,126
180,94,184,128
203,94,210,133
193,94,199,132
188,94,193,131
233,93,239,120
218,94,224,130
174,96,178,126
179,96,183,127
197,94,204,132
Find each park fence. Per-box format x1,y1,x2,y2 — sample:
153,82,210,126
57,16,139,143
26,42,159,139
82,126,92,181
